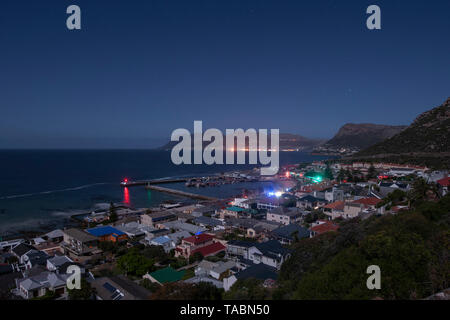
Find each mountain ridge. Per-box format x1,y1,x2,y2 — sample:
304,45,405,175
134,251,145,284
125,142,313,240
313,123,407,155
351,97,450,168
156,133,325,151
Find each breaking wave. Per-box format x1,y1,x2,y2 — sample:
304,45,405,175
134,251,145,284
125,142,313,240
0,183,109,200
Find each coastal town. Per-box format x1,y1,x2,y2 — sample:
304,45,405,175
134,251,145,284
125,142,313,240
0,160,448,300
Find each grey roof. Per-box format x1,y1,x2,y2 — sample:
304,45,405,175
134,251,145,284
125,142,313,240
63,228,98,242
47,255,72,268
194,216,223,227
225,218,262,229
18,271,68,291
167,231,191,242
211,260,236,275
23,265,47,278
44,229,64,239
192,206,216,213
227,240,256,248
184,276,223,288
237,256,254,267
163,221,206,234
25,251,49,267
268,206,302,217
254,240,290,258
19,278,42,291
235,263,278,281
148,228,170,235
196,260,218,272
12,243,35,257
272,224,311,241
298,195,326,203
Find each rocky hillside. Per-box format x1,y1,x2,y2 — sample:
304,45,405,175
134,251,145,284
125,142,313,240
322,123,407,149
357,97,450,156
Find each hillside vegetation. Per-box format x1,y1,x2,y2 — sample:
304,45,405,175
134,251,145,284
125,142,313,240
273,194,450,299
353,98,450,168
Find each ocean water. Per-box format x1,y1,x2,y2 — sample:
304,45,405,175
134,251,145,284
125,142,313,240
0,150,331,236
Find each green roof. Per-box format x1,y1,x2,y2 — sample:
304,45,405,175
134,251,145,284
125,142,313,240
226,206,246,212
149,267,185,284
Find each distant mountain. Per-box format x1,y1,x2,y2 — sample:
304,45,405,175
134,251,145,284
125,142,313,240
321,123,407,150
355,97,450,160
278,133,325,151
157,133,324,151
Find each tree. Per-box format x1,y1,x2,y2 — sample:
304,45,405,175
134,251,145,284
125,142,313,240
189,252,203,264
223,278,270,300
150,282,223,300
68,278,95,300
377,189,407,208
33,289,57,300
337,169,346,182
277,194,450,300
109,202,118,222
142,245,168,263
117,248,154,277
98,240,121,254
409,178,440,204
345,169,353,182
291,230,300,243
367,164,377,179
324,165,334,180
140,278,161,293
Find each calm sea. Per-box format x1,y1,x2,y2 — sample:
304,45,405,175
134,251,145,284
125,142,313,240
0,150,331,237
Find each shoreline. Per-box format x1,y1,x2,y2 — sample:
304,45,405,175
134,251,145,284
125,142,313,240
0,154,333,241
0,169,270,240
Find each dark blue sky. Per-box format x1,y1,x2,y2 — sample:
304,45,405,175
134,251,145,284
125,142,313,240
1,0,449,148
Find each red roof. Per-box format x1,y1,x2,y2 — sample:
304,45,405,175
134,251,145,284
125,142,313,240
183,233,214,245
352,197,382,207
323,201,345,210
310,221,339,235
192,242,226,257
437,176,450,187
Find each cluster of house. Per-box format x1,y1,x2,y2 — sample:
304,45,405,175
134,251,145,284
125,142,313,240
0,229,86,300
0,195,342,299
282,163,449,218
1,163,448,300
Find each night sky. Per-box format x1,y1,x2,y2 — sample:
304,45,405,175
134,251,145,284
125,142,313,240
1,0,449,148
